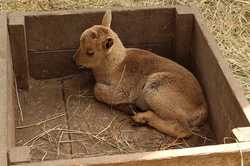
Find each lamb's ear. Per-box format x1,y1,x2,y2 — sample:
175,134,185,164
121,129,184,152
103,37,114,50
101,10,112,27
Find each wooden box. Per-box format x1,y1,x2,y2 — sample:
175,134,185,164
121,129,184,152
1,7,250,166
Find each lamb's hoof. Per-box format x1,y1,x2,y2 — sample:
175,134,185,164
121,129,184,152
132,113,148,124
132,116,147,124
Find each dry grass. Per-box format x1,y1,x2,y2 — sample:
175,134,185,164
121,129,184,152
0,0,249,102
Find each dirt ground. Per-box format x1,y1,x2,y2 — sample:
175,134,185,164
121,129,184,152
16,72,216,162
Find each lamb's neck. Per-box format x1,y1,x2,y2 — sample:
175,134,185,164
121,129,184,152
93,45,126,83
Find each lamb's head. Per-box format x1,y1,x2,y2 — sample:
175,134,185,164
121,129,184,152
73,10,120,69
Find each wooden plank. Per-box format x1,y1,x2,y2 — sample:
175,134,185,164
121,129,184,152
15,79,71,161
28,49,79,79
8,146,31,164
233,127,250,142
191,9,250,143
25,8,175,51
0,12,10,166
174,7,194,70
6,16,16,149
28,42,172,79
11,142,250,166
23,8,175,79
8,14,29,89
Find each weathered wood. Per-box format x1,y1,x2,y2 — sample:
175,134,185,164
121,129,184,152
6,17,16,150
174,7,194,70
28,43,172,79
233,127,250,142
24,8,175,79
15,79,71,161
11,142,250,166
28,49,79,79
8,146,31,164
0,12,11,166
8,14,29,89
3,6,250,165
191,10,250,143
25,8,175,51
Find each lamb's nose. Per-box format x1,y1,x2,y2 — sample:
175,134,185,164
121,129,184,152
86,49,94,56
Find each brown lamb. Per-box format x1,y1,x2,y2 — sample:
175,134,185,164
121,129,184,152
73,10,208,138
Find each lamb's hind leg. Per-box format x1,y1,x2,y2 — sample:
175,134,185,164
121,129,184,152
132,111,192,138
134,72,195,138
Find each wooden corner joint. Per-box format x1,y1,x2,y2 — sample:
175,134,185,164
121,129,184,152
8,14,30,90
175,6,195,15
8,146,31,164
232,127,250,142
8,14,25,26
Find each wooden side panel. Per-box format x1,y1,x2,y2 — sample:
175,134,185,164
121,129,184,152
174,8,194,70
28,50,79,79
191,13,250,142
6,16,16,150
0,13,14,166
28,43,172,79
0,13,8,166
8,15,29,89
24,8,175,79
11,142,250,166
25,8,175,51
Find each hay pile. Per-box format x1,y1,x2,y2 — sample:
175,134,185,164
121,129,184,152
1,0,249,102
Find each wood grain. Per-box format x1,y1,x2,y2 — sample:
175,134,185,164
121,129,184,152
25,8,175,51
8,14,29,89
11,142,250,166
0,12,12,166
191,9,250,143
233,127,250,142
28,42,172,79
8,146,31,164
174,7,194,70
24,8,175,79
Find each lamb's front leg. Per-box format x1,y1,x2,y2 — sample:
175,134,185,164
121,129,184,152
94,83,129,105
